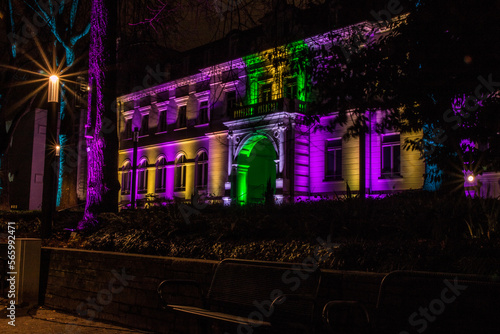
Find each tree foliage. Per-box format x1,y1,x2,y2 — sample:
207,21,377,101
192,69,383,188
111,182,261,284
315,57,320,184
308,0,500,188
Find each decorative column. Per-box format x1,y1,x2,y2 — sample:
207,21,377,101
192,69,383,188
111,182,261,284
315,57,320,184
278,124,286,177
236,164,249,204
227,131,234,176
131,128,139,209
223,131,234,205
274,124,286,204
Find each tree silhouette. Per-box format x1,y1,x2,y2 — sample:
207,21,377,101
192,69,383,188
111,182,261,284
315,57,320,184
308,0,500,192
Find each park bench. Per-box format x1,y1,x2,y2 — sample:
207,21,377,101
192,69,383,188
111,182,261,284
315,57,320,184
157,258,322,333
322,270,500,334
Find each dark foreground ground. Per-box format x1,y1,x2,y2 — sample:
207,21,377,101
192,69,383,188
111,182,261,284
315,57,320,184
0,301,151,334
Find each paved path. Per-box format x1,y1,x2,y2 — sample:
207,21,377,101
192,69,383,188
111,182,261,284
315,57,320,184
0,299,153,334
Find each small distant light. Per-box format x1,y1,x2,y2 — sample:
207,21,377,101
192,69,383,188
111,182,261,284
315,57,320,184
464,55,473,64
55,145,61,156
50,75,59,83
87,86,90,91
467,175,475,183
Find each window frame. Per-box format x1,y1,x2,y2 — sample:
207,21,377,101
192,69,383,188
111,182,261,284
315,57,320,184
157,109,167,133
284,77,298,100
195,151,208,189
121,161,132,194
177,105,187,128
381,133,401,178
226,90,237,116
325,138,343,180
139,114,149,136
137,159,149,194
259,83,273,103
155,156,168,193
198,101,209,124
124,119,132,139
174,154,187,191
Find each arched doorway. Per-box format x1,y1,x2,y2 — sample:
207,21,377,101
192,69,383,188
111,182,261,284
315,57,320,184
235,135,277,204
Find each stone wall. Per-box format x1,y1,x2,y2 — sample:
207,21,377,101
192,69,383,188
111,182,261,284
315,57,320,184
40,247,384,333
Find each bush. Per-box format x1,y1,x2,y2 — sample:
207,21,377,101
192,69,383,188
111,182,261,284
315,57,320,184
1,191,499,274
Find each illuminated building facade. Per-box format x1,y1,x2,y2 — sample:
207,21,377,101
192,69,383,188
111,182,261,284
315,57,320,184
116,20,430,206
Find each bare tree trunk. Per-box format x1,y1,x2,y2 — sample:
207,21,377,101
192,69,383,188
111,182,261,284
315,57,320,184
80,0,118,228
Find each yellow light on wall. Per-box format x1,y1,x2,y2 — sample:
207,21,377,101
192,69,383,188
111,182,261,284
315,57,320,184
48,75,60,103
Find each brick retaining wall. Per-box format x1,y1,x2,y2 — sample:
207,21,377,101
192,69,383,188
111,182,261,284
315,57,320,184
40,247,384,333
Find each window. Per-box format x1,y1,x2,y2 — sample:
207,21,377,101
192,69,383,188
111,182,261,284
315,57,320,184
284,78,297,100
139,115,149,136
121,162,131,194
177,105,187,128
260,83,272,103
325,139,342,179
198,101,209,124
175,155,187,191
125,119,132,139
157,110,167,132
155,156,167,192
137,159,148,193
381,134,401,176
226,91,236,116
196,152,208,189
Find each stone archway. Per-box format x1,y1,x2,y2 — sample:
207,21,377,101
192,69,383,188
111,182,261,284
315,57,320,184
235,135,277,204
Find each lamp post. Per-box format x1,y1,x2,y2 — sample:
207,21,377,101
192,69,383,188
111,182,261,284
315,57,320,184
41,75,59,239
131,127,139,209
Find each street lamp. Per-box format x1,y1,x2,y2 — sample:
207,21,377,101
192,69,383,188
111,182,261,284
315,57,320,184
41,74,60,239
48,75,59,102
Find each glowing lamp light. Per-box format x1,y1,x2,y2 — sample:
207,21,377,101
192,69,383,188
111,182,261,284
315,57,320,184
467,175,475,183
48,75,60,102
55,145,61,157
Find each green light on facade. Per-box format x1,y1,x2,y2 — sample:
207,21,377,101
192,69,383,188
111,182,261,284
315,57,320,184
243,54,265,107
236,135,276,204
290,40,309,101
243,40,310,105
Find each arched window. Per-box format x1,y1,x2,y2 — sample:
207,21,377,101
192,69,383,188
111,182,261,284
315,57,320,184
121,161,131,194
155,156,167,192
137,159,148,193
175,154,187,191
196,151,208,189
